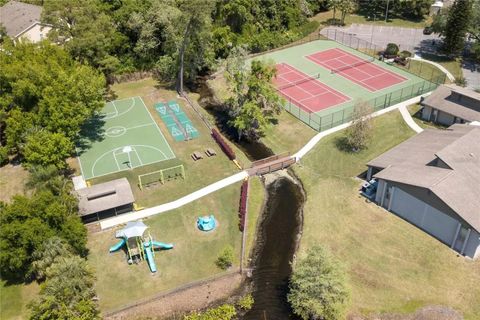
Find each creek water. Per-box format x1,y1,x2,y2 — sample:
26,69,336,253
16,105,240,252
196,79,304,319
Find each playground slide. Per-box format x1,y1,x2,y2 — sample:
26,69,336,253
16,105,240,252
151,241,174,250
144,244,157,273
109,238,126,252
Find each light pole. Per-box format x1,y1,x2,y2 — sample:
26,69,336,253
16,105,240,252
385,0,391,22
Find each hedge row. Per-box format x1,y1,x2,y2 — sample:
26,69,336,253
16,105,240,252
211,129,236,160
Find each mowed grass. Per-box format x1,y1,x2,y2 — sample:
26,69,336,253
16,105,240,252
88,183,243,312
312,10,430,29
88,78,249,208
244,177,265,265
0,281,39,320
291,110,480,318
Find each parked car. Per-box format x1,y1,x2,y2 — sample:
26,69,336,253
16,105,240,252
361,179,378,200
423,26,433,35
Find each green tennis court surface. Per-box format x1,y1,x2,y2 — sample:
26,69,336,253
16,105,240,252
251,40,439,131
77,96,176,180
154,100,199,141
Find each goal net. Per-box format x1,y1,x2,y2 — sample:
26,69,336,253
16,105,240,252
138,164,185,190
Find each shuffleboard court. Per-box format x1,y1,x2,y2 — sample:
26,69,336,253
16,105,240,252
274,63,350,113
306,48,407,92
77,96,175,180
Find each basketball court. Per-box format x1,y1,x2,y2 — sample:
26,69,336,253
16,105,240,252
77,96,175,180
306,48,407,92
274,63,351,113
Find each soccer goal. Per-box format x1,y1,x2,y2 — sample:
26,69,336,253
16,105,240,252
138,164,185,190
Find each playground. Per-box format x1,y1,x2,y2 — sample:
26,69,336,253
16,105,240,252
77,96,176,180
88,182,245,312
251,40,436,129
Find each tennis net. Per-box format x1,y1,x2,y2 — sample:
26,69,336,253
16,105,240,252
276,73,321,90
331,57,375,74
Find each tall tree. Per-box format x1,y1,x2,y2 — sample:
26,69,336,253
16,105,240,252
176,0,216,93
226,52,282,140
288,245,350,320
338,0,357,25
31,237,73,280
442,0,473,55
0,41,105,166
344,101,373,151
0,191,86,280
42,0,125,74
29,255,99,320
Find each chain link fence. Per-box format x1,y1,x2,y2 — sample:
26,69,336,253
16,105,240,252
278,28,447,132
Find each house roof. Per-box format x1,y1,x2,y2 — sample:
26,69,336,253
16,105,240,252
76,178,135,216
0,0,43,38
369,124,480,232
421,85,480,122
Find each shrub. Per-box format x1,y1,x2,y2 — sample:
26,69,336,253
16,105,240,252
344,101,373,151
288,245,350,320
400,50,412,58
455,76,468,87
184,304,236,320
211,129,236,160
237,293,254,310
216,245,234,270
0,146,8,166
385,43,400,56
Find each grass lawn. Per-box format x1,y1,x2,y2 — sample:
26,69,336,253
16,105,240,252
88,182,244,313
420,53,464,81
0,281,39,320
292,110,480,318
312,10,429,29
244,177,265,265
0,164,29,203
83,78,249,208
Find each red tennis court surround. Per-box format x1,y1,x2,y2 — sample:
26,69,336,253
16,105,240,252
306,48,407,92
274,63,350,113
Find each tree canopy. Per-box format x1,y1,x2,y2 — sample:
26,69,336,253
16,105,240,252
0,41,105,167
288,245,350,320
0,190,87,280
225,49,283,141
442,0,474,55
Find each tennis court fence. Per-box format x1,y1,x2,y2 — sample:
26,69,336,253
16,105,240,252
321,28,447,85
282,78,439,132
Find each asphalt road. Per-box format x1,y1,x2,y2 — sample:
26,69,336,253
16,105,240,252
322,23,441,54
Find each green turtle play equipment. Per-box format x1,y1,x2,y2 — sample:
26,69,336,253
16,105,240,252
109,221,173,273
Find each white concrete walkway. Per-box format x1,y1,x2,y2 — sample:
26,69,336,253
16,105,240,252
100,94,429,230
398,105,424,133
411,56,456,82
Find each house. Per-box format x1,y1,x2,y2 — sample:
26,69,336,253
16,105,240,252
76,178,135,224
0,0,51,43
366,124,480,259
421,85,480,126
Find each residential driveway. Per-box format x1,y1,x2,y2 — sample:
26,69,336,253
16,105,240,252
462,60,480,90
321,23,441,54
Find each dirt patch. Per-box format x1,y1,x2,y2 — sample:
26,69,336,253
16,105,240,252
0,164,29,202
104,272,243,320
349,306,463,320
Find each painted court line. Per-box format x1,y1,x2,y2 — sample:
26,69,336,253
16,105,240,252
280,64,351,102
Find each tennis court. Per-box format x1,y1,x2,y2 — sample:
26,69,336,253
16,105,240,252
274,63,350,113
306,48,407,92
77,96,176,180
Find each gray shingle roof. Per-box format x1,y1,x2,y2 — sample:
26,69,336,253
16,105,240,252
369,124,480,232
421,85,480,122
0,0,42,38
76,178,135,216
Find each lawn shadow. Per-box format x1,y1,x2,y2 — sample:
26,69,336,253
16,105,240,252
334,136,354,153
75,114,106,155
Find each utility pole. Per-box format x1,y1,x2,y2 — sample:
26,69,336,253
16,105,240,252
385,0,391,22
